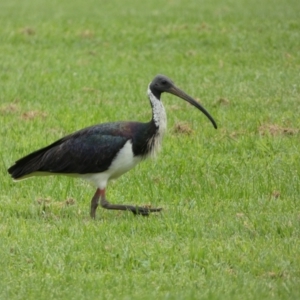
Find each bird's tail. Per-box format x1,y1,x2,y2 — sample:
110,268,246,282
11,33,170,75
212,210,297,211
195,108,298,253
8,148,48,180
7,138,64,180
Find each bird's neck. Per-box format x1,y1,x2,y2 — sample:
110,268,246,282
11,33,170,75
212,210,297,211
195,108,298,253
145,86,167,157
147,86,167,131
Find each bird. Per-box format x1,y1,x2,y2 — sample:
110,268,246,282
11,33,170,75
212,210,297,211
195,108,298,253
8,74,217,219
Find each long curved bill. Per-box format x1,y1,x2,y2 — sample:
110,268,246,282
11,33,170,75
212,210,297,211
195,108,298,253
167,86,217,129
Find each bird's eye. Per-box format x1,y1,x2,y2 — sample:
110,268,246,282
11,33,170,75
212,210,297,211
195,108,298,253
161,80,167,85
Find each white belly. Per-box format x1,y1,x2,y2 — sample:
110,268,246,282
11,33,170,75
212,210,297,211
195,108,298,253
81,140,142,189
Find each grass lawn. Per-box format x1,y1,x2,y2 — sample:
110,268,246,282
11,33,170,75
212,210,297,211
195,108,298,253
1,0,300,299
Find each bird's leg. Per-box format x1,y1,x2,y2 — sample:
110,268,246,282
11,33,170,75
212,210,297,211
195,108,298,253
96,188,162,216
90,188,101,218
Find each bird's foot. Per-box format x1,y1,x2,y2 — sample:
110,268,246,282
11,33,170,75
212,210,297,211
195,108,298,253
96,190,163,217
130,206,163,216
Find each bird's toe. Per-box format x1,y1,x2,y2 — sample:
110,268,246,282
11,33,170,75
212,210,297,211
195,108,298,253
131,206,162,216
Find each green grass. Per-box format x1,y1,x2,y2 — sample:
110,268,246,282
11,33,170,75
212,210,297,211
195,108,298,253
1,0,300,299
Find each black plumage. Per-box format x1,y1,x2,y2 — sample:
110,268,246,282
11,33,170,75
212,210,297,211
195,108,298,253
8,121,157,178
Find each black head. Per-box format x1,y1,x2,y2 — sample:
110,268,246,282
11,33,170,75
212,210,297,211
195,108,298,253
149,74,175,98
149,74,218,129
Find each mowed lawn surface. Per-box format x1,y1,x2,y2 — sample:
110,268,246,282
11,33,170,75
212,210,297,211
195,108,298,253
0,0,300,299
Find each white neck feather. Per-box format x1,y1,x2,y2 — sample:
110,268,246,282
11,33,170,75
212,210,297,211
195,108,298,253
147,86,167,157
147,86,167,129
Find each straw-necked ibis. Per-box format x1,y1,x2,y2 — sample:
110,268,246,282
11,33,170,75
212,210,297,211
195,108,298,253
8,75,217,218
